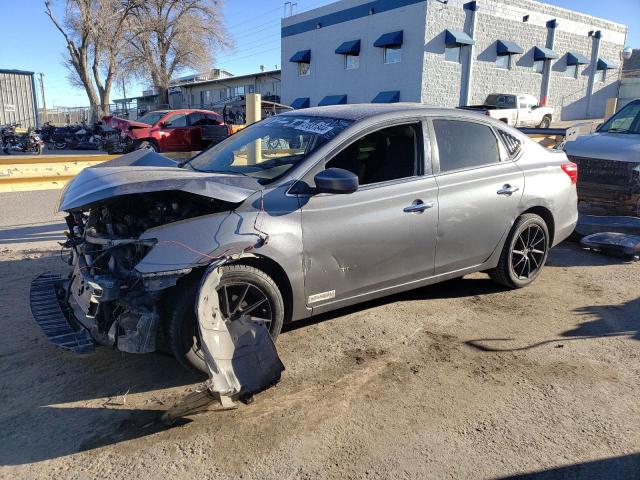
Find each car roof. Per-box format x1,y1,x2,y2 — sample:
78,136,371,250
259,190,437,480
157,109,221,115
278,103,496,123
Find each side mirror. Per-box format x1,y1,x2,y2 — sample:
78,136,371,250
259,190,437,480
314,168,358,194
161,121,171,128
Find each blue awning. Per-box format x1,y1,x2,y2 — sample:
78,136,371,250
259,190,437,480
597,57,618,70
374,31,403,48
372,90,400,103
444,29,475,47
497,40,523,55
534,46,559,61
289,50,311,62
567,52,589,65
336,39,361,55
318,94,347,106
290,97,310,109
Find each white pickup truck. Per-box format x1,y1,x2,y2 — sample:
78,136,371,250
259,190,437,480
461,93,554,128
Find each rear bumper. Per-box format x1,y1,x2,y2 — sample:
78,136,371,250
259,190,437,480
29,273,95,354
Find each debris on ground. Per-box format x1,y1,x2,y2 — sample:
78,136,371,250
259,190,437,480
580,232,640,260
574,215,640,238
162,264,285,425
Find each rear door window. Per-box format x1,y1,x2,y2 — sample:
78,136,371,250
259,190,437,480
433,119,501,173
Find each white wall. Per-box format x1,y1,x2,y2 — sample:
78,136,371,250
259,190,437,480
281,0,427,106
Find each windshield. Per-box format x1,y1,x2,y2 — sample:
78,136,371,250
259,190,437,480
136,111,168,126
186,115,353,183
485,94,516,108
598,101,640,134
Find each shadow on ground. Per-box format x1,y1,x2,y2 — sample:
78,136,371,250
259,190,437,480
496,452,640,480
465,296,640,352
0,222,66,245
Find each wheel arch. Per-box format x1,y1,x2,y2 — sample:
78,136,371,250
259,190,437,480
137,137,159,149
521,205,555,246
228,255,294,324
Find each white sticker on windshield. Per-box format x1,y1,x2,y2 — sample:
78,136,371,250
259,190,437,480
264,117,336,135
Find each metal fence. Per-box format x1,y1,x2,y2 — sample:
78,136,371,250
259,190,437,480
38,106,92,126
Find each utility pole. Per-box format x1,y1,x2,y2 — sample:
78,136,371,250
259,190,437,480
38,73,47,124
122,76,127,115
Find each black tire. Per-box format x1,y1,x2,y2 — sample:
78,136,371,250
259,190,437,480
539,116,551,128
489,213,550,289
166,264,285,373
54,141,67,150
135,139,158,152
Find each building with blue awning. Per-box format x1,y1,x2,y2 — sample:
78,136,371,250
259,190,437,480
281,0,627,120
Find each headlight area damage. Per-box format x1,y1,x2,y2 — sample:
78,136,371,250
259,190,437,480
51,191,233,354
30,149,285,414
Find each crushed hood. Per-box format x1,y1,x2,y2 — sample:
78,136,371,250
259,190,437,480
58,150,262,211
565,132,640,162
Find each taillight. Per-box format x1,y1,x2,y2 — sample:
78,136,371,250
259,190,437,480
561,162,578,184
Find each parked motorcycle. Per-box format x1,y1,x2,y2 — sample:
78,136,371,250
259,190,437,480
1,124,45,155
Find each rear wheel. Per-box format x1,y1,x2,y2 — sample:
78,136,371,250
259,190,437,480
489,213,549,288
166,264,284,373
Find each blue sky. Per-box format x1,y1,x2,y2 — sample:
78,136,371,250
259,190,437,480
1,0,638,107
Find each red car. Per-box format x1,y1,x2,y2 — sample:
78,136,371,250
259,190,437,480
104,109,228,153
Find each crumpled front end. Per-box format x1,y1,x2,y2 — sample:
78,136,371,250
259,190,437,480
31,189,241,355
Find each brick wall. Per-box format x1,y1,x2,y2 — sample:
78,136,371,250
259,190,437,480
422,0,627,120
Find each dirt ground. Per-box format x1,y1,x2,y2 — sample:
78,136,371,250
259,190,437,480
0,242,639,480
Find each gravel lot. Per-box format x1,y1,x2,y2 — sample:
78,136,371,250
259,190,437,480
0,192,639,479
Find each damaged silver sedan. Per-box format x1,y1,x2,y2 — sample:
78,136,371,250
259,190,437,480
31,105,578,372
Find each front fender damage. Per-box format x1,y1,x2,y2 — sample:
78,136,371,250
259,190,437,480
163,258,285,424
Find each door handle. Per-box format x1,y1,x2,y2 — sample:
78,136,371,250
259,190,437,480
403,200,434,213
497,184,520,196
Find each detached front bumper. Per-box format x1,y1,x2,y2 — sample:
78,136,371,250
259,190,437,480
29,273,95,354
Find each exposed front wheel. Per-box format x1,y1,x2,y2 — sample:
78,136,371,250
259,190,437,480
489,213,549,288
166,264,285,373
135,140,158,152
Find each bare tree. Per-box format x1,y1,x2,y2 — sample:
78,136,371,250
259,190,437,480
126,0,231,106
45,0,135,121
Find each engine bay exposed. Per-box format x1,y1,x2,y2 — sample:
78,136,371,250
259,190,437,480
60,192,236,353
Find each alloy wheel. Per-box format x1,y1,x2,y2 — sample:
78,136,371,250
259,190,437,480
511,224,547,280
190,281,274,362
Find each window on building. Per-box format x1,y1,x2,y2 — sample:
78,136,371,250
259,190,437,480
445,45,461,63
344,54,359,70
236,85,245,96
433,120,501,172
533,60,545,73
384,46,402,64
565,64,578,79
298,62,311,76
325,123,421,186
594,69,605,83
495,54,511,70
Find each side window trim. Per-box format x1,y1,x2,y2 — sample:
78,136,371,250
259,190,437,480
427,117,506,175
